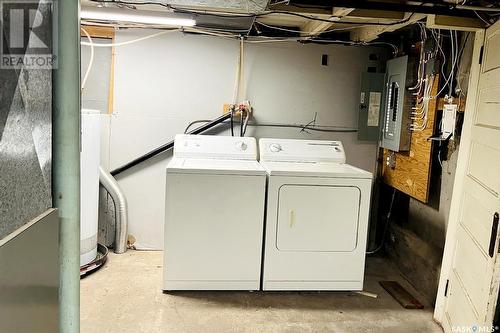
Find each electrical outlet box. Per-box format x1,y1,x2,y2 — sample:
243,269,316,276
381,56,412,152
442,104,458,140
358,72,385,141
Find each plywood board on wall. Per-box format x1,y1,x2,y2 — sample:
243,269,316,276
81,25,115,39
382,76,440,203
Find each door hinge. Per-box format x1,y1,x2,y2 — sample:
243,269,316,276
444,279,449,297
489,213,499,258
479,45,484,65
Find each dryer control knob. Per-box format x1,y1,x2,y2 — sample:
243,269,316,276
235,141,248,151
269,143,282,152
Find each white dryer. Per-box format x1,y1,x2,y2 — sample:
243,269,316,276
259,138,373,291
164,134,266,291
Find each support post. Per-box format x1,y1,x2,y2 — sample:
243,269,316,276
52,0,81,332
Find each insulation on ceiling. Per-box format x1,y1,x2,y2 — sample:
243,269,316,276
152,0,269,12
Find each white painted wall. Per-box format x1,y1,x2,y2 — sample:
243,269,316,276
109,29,386,249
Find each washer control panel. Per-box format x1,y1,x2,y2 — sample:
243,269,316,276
174,134,257,160
259,138,346,163
269,143,282,152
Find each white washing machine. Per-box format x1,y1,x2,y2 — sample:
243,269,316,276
259,138,373,291
164,134,266,291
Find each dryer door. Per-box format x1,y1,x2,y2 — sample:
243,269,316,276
276,185,360,252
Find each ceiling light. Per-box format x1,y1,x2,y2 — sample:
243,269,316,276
81,7,196,27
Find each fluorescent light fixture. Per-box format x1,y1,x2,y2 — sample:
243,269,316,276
81,7,196,27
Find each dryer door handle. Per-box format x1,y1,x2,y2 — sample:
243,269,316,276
289,209,296,228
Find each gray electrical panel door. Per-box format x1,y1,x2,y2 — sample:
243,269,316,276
358,72,385,141
381,56,412,152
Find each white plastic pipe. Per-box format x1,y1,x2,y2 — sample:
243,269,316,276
99,167,128,254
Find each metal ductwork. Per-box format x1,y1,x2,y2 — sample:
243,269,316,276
99,167,128,254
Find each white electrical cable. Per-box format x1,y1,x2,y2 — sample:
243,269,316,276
409,23,426,91
433,30,459,99
245,36,398,55
81,27,94,91
80,29,180,47
80,21,398,54
239,37,245,101
411,74,434,132
432,29,448,80
254,20,367,35
232,37,243,104
448,30,456,97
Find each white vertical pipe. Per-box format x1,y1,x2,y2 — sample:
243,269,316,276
52,0,81,331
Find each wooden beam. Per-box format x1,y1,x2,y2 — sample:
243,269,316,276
269,4,332,16
350,13,426,42
348,9,405,20
108,47,115,115
426,14,485,32
257,14,306,28
81,25,115,39
301,7,354,35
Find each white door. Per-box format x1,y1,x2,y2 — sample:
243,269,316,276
277,185,360,252
436,22,500,333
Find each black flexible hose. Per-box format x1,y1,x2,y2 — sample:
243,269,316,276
366,188,397,255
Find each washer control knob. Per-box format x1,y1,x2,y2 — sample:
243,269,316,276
269,143,282,153
235,141,248,151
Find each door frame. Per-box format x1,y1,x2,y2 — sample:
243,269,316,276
433,29,485,325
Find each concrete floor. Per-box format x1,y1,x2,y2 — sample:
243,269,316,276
81,251,443,333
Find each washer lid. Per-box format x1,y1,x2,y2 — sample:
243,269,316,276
259,138,346,163
174,134,258,160
259,161,372,178
167,158,266,176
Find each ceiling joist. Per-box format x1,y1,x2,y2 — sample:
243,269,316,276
350,13,426,42
426,14,485,32
301,7,354,35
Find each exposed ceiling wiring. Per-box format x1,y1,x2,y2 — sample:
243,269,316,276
259,11,416,26
254,20,367,34
88,0,418,26
80,20,399,55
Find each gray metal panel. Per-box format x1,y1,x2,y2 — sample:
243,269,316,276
0,209,59,333
380,55,412,152
357,72,385,141
0,0,52,239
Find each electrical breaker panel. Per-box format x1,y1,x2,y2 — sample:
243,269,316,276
358,72,385,141
381,56,412,152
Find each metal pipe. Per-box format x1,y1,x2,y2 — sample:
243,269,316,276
99,167,128,254
52,0,80,331
110,112,232,176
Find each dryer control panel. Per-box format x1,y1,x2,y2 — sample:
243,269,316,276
174,134,258,160
259,138,346,163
